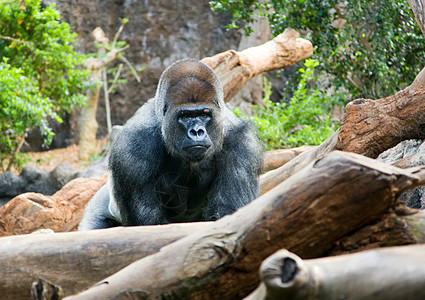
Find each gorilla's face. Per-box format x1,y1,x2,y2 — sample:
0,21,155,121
163,104,223,162
158,61,225,163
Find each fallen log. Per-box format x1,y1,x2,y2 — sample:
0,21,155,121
64,151,425,299
327,207,425,255
0,223,209,299
246,245,425,300
202,28,313,102
260,65,425,193
335,67,425,158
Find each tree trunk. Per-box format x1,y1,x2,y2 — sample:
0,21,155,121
78,76,101,161
64,151,425,299
78,27,127,161
247,245,425,300
202,28,313,102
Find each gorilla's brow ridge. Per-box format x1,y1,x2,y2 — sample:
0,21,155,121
166,75,217,106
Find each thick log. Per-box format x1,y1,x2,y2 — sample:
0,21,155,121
327,207,425,255
260,67,425,193
335,67,425,158
246,245,425,300
202,28,313,102
0,173,107,237
65,151,425,299
0,223,209,299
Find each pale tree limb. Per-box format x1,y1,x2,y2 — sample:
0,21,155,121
260,129,339,194
202,28,313,102
0,223,209,299
79,24,135,161
65,151,425,299
246,245,425,300
262,146,315,173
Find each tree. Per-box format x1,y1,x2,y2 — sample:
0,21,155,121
211,0,425,100
0,0,90,171
79,19,140,161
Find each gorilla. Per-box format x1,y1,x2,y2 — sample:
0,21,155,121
79,59,262,230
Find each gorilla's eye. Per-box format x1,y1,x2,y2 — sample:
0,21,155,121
180,111,189,119
200,109,210,117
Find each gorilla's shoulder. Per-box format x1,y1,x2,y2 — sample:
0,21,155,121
223,119,256,147
111,100,164,161
125,99,158,129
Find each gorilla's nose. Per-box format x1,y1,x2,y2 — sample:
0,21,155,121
188,125,206,142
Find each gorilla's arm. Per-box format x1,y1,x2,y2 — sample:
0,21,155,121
109,104,169,226
203,120,262,220
78,183,121,230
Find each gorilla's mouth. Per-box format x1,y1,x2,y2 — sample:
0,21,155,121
187,145,209,150
184,145,210,161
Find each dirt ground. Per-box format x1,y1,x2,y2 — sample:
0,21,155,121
10,139,107,175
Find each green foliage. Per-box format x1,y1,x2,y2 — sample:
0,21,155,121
236,59,339,150
211,0,425,100
0,0,91,170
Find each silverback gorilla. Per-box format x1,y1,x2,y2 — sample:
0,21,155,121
79,59,262,230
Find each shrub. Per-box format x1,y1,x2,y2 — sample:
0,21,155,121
0,0,90,171
236,59,340,150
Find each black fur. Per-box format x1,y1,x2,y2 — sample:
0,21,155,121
79,59,261,230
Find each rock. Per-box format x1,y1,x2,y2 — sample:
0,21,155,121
49,162,79,190
0,172,24,206
378,139,425,209
0,163,79,207
377,139,424,165
77,156,108,179
0,173,108,236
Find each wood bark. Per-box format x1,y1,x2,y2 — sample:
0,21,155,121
327,207,425,255
335,67,425,158
246,245,425,300
64,151,425,299
0,223,209,299
260,66,425,193
202,28,313,102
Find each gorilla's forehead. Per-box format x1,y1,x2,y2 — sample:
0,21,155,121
166,76,217,106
